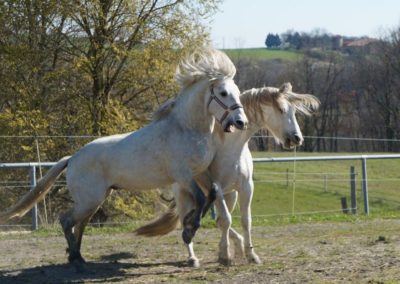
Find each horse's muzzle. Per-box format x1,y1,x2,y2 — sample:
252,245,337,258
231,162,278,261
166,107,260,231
224,119,247,132
283,133,303,149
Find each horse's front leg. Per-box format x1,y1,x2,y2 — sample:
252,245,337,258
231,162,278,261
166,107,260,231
224,191,245,259
185,242,200,268
239,180,261,264
173,184,201,267
214,187,233,265
182,179,217,244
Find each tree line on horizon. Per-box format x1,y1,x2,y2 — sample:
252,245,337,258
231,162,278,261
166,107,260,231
265,29,373,51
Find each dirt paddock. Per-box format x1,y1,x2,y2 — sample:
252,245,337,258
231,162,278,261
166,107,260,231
0,219,400,283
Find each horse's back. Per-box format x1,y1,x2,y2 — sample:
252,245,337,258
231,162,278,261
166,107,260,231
67,123,176,191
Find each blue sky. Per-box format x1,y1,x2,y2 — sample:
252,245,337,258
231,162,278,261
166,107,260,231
209,0,400,48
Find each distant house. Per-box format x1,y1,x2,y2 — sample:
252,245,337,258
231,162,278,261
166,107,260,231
343,38,379,54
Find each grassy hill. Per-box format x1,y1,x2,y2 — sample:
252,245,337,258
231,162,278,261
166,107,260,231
223,48,302,62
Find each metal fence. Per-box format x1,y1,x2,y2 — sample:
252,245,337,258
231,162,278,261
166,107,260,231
1,153,400,230
253,154,400,216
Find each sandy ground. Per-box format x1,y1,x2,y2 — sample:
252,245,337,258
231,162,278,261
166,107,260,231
0,219,400,283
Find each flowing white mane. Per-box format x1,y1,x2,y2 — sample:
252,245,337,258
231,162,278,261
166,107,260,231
175,48,236,88
240,83,320,124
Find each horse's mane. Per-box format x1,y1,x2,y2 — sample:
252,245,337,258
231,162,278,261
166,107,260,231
153,48,236,122
240,82,320,124
152,99,175,122
175,47,236,88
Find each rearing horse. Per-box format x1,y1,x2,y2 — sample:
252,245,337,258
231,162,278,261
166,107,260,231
135,83,320,267
0,48,248,270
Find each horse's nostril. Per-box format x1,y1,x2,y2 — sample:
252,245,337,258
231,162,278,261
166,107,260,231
294,134,302,143
235,120,244,129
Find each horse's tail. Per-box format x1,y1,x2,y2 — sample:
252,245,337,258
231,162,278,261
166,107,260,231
134,202,179,237
0,156,71,223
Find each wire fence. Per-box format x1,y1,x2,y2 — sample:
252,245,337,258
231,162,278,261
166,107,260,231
0,135,400,230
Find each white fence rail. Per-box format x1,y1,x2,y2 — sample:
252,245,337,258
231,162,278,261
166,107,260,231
1,154,400,229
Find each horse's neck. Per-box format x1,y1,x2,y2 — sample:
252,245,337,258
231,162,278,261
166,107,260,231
174,80,215,134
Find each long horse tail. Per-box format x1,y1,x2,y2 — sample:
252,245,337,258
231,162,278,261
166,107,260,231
134,201,180,237
0,156,71,223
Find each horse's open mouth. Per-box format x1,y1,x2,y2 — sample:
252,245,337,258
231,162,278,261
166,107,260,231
284,138,295,149
224,122,235,133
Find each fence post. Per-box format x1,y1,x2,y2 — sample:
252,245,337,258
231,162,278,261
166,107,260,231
350,166,357,214
361,158,369,215
30,166,38,230
286,168,289,187
340,197,349,214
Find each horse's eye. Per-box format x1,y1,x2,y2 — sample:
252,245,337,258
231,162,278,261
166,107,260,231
220,91,228,97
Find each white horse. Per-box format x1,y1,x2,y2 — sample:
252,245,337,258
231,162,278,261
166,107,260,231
0,48,248,270
134,83,320,267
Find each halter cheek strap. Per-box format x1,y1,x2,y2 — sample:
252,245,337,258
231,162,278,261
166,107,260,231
207,87,243,124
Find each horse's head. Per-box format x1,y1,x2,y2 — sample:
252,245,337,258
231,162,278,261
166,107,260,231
207,78,248,132
243,82,319,149
175,47,248,133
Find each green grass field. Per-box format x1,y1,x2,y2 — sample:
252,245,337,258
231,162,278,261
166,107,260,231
223,48,302,61
218,152,400,227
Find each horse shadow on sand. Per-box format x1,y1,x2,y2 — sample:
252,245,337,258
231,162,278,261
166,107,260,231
0,252,188,283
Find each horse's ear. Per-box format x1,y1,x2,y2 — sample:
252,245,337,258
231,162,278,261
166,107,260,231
279,82,292,93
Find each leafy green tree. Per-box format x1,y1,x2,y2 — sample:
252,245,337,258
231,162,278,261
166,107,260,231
0,0,221,224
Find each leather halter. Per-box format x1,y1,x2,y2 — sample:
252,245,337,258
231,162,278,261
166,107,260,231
207,86,243,124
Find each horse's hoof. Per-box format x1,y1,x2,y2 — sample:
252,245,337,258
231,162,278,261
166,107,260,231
68,252,86,265
71,258,87,273
248,253,262,264
218,257,233,266
188,257,200,268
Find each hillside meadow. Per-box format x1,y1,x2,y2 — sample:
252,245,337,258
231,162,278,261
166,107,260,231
223,48,302,61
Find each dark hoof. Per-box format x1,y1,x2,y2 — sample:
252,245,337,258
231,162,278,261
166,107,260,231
72,258,87,273
68,252,86,265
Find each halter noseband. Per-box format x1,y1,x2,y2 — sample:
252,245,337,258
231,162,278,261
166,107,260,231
207,86,243,124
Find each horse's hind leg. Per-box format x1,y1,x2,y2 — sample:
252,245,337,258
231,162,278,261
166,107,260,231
74,215,91,252
60,204,103,271
75,190,112,252
60,208,85,265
